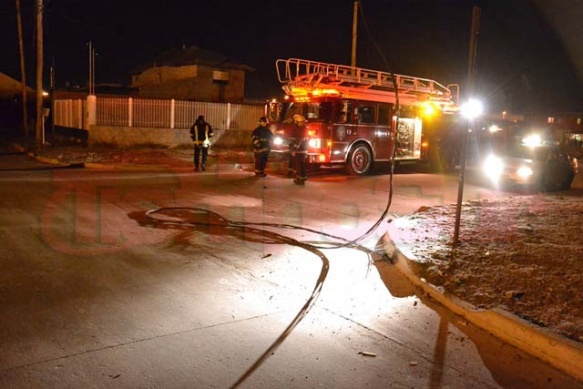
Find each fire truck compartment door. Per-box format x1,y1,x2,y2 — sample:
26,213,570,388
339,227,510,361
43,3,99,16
372,126,393,160
395,118,422,160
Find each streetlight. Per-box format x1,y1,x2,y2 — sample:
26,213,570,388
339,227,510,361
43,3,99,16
460,98,483,120
87,41,96,95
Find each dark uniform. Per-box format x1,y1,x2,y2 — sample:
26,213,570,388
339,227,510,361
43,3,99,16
190,115,213,171
290,114,308,185
251,117,273,177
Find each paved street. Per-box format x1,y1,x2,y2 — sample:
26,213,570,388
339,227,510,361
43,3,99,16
0,159,581,388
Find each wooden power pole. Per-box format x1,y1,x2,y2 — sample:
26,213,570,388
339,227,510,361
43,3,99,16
453,5,481,246
351,0,358,68
35,0,44,150
15,0,28,137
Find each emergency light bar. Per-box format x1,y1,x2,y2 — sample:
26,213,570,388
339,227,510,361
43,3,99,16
289,87,341,98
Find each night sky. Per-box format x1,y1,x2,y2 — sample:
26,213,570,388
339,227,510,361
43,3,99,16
1,0,582,113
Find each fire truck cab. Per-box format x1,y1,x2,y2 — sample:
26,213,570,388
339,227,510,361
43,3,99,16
267,58,458,175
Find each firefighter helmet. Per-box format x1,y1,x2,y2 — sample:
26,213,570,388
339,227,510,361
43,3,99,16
293,114,306,124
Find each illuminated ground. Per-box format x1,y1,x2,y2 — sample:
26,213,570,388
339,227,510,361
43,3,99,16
390,193,583,344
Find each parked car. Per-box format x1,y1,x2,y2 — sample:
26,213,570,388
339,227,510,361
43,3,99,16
482,135,578,191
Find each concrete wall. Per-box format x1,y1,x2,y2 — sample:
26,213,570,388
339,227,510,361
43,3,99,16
88,125,253,149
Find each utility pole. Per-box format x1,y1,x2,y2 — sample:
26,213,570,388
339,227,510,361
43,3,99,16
35,0,44,150
49,56,55,136
453,5,481,246
15,0,28,137
88,41,95,95
351,0,358,68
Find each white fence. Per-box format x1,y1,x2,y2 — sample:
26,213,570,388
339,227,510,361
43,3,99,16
53,99,85,129
54,96,266,131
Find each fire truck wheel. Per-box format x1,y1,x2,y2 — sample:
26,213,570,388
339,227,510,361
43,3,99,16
560,171,575,190
347,144,372,176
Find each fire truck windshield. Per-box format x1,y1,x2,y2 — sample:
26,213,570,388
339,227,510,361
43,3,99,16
279,101,333,123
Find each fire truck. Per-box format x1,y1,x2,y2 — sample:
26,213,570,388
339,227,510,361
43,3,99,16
267,58,460,175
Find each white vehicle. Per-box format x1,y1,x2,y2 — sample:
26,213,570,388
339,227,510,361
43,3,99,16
482,134,577,191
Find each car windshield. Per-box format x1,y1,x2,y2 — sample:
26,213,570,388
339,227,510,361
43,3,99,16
506,142,550,161
280,102,333,122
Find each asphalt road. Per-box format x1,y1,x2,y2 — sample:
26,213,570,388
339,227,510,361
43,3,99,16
0,162,581,388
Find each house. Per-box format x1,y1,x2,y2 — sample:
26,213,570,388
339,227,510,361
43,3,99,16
0,71,35,101
0,71,36,129
130,45,254,103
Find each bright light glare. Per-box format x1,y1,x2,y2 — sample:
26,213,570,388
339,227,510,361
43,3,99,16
488,125,502,133
461,99,484,119
308,138,321,148
517,166,533,178
483,154,504,182
522,134,542,148
422,102,436,116
273,136,284,146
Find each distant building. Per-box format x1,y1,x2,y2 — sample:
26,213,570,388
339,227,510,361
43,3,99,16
130,45,254,103
525,112,583,138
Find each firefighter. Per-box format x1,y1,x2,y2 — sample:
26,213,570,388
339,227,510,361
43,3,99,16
287,143,296,178
290,114,308,185
251,116,273,177
190,115,213,171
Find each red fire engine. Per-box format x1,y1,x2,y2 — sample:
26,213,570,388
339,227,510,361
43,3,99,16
267,58,460,175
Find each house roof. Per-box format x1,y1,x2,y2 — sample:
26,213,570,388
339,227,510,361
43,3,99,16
0,72,35,100
130,45,254,74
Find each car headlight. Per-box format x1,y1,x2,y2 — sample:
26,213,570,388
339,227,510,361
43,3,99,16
308,138,321,148
273,136,284,146
516,166,533,178
482,154,504,182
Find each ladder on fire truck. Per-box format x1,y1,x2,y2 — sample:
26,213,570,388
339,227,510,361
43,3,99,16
276,58,458,111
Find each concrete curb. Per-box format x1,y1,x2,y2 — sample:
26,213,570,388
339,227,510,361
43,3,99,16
31,157,174,171
28,153,85,170
81,162,253,172
82,162,157,170
31,153,71,167
379,232,583,382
